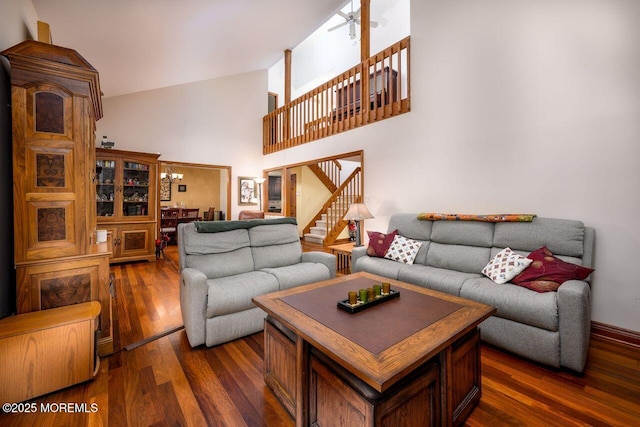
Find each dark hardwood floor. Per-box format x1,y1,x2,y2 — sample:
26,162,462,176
1,243,639,426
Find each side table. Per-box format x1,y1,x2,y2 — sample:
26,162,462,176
327,242,357,274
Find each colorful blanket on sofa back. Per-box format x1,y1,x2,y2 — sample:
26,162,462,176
417,213,537,222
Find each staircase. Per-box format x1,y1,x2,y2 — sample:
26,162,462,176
303,166,362,245
304,213,328,244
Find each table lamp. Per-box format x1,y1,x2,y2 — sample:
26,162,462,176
344,203,374,247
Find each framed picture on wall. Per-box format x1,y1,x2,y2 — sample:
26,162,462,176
178,184,187,192
160,178,171,201
238,177,257,205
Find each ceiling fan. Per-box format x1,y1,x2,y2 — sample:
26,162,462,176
328,1,379,40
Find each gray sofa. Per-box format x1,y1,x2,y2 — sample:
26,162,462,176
178,218,336,347
352,214,595,372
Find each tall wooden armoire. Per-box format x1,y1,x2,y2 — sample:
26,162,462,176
2,41,113,355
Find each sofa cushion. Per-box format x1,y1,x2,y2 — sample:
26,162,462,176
493,217,586,257
367,229,398,257
426,242,491,274
262,262,332,291
388,214,432,241
206,271,279,318
183,227,250,255
398,265,481,296
461,277,558,331
249,223,300,246
186,247,255,279
353,256,406,279
512,246,594,292
482,247,533,284
249,224,302,269
384,235,422,264
430,220,494,247
253,242,302,270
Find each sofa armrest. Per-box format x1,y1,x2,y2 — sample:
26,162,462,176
302,251,337,278
351,246,369,272
180,267,209,347
557,280,591,372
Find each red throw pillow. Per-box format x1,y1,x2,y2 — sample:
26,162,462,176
512,246,594,293
367,230,398,257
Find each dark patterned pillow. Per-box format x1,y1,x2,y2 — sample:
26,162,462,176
367,229,398,257
512,246,594,292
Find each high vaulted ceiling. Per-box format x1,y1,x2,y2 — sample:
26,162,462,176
32,0,346,98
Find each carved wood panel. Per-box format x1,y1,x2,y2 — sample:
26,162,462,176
35,91,65,134
25,85,73,141
36,153,66,187
40,273,91,309
123,231,146,251
37,207,66,242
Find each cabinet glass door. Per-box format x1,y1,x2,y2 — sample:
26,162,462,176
122,161,151,217
96,159,116,217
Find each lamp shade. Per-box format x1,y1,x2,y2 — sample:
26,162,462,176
254,177,266,184
344,203,374,221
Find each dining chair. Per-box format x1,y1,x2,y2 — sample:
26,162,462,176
160,208,180,243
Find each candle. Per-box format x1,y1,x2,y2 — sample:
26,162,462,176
373,284,382,297
359,289,368,303
367,288,375,302
382,282,391,294
348,291,357,305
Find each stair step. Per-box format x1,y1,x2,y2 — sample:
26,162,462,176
310,226,326,235
304,233,325,244
316,220,327,228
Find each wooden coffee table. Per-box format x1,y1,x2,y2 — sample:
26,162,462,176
253,272,496,427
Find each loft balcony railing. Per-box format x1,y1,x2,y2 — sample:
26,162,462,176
263,36,410,154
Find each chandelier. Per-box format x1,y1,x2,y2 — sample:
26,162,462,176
160,167,183,183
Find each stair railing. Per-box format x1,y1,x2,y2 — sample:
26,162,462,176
302,167,362,244
263,37,410,154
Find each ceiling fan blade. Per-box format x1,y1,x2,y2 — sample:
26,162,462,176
336,11,350,20
355,19,379,29
328,21,348,32
354,8,361,20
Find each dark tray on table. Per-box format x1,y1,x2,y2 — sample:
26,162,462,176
337,289,400,314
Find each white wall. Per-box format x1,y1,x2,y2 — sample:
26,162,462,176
0,0,38,61
264,0,640,332
97,70,267,219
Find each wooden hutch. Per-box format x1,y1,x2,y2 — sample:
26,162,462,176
96,148,159,263
2,40,113,355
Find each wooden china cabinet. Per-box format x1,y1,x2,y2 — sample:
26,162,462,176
2,40,113,355
96,148,159,263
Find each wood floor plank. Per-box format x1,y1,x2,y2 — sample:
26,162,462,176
170,332,246,426
1,244,639,426
221,340,293,426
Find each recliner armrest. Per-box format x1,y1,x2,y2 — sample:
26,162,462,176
351,246,369,272
557,280,591,372
302,251,337,278
180,267,209,347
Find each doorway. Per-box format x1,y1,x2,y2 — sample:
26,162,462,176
158,161,231,222
263,150,363,239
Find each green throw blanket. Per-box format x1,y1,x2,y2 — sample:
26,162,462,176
194,217,297,233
